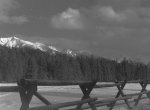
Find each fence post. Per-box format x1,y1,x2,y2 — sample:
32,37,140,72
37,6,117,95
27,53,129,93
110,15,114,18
18,79,37,110
134,80,148,106
109,80,131,110
76,81,97,110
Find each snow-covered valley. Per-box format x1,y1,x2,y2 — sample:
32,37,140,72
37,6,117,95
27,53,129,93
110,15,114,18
0,83,150,110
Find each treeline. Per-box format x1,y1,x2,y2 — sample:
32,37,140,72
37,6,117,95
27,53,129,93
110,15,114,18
0,46,149,82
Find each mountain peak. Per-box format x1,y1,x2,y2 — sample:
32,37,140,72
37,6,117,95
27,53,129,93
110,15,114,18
0,36,59,53
0,36,21,48
0,36,89,57
10,36,19,40
62,49,77,56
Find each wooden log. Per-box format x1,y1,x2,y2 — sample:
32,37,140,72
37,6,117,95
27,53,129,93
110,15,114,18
28,97,97,110
66,104,100,110
125,90,150,97
119,80,141,83
112,96,149,107
94,83,122,88
34,91,51,105
68,96,132,110
134,96,148,101
92,96,132,105
127,80,141,83
113,100,135,106
0,86,18,92
147,81,150,84
69,96,132,110
25,79,95,86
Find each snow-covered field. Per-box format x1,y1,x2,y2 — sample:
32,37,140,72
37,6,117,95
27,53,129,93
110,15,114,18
0,83,150,110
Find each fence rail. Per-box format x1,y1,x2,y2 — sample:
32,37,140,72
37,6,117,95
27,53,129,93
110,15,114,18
25,79,94,86
0,79,150,110
28,97,97,110
0,86,18,92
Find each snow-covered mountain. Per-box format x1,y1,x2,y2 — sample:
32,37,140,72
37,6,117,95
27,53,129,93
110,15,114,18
0,36,59,54
62,49,77,56
0,36,80,56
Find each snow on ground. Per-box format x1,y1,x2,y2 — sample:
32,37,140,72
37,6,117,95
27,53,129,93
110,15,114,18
0,83,150,110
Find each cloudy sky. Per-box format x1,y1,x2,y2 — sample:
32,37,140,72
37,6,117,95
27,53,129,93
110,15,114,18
1,0,150,62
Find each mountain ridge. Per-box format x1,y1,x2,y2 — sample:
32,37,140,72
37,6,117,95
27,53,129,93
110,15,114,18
0,36,81,56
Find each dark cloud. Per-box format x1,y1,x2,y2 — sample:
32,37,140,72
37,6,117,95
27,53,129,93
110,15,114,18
47,0,150,63
50,1,150,30
0,0,28,24
91,5,150,28
96,0,141,10
141,0,150,7
1,0,150,62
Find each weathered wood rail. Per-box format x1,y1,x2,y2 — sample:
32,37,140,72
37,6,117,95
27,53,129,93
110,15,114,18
0,79,150,110
0,86,18,92
28,97,97,110
18,79,98,110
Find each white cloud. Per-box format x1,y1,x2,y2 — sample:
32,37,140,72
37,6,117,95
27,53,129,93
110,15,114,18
0,0,28,24
95,6,150,24
51,8,84,29
0,15,28,24
97,7,125,22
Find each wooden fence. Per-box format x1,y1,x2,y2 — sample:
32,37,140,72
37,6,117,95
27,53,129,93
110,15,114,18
0,79,150,110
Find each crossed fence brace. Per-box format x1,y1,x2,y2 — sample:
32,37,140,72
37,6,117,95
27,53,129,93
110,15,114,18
108,80,150,110
0,79,150,110
18,79,98,110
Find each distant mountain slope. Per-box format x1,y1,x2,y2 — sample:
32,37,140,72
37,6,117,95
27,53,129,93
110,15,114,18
0,36,148,82
0,36,92,56
0,36,59,53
